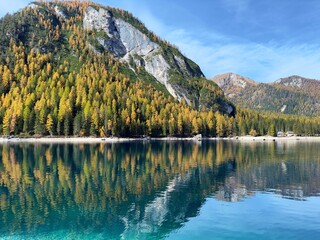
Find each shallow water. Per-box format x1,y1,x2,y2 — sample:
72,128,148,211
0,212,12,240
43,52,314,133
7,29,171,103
0,141,319,239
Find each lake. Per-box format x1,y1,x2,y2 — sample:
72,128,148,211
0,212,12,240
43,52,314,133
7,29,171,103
0,141,319,239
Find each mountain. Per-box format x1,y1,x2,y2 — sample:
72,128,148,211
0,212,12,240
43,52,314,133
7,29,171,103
82,4,204,103
0,1,234,137
273,75,320,98
212,73,320,116
0,1,234,113
212,73,258,99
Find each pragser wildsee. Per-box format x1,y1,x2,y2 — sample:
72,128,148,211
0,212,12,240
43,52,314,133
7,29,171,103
0,1,320,239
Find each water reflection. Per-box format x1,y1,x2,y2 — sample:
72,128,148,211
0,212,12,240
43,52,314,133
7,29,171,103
0,141,320,238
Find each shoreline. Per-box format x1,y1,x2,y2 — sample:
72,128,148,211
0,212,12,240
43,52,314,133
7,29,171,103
0,135,320,143
226,136,320,142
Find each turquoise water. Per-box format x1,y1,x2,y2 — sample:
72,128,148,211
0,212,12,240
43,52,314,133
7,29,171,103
0,141,319,239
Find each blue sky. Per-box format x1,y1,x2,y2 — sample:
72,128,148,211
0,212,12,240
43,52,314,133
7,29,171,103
1,0,320,82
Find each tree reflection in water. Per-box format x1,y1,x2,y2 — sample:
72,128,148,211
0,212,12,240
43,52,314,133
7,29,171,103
0,141,320,238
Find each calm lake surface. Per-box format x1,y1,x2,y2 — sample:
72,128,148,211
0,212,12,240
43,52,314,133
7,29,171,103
0,141,320,239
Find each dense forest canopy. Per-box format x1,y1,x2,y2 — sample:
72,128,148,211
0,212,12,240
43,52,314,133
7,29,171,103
0,0,319,137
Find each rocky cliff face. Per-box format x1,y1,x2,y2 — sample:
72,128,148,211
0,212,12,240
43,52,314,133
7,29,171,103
83,7,127,57
274,76,304,88
78,5,235,114
82,6,197,100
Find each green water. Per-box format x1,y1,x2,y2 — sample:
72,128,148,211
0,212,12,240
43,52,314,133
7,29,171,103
0,141,319,239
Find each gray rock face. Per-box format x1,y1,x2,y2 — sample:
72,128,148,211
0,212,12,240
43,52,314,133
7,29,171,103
28,3,39,9
143,55,169,84
82,6,188,100
274,76,303,88
97,37,127,57
83,7,115,36
114,18,178,96
174,55,190,77
114,18,159,56
83,7,126,57
54,6,66,20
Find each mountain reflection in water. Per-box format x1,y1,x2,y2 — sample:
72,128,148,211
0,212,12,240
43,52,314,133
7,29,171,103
0,141,319,238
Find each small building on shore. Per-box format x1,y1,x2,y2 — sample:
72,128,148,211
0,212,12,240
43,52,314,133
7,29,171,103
286,131,295,137
277,131,296,137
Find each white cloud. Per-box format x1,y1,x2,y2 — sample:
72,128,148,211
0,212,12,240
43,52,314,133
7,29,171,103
164,29,320,82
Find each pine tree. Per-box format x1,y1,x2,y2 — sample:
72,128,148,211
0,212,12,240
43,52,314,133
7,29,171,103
46,114,54,136
215,113,225,137
268,124,276,137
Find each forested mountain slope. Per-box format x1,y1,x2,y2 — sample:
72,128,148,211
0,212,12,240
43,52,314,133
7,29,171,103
212,73,320,117
1,1,320,138
0,1,234,137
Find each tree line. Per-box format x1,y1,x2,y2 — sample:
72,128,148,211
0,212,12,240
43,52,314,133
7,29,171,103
0,1,320,138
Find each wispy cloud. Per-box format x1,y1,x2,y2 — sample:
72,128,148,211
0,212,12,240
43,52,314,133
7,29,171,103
165,29,320,82
108,1,320,82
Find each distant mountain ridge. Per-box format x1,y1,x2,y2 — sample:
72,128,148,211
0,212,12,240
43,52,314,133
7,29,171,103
212,73,320,116
273,75,320,98
212,73,258,98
